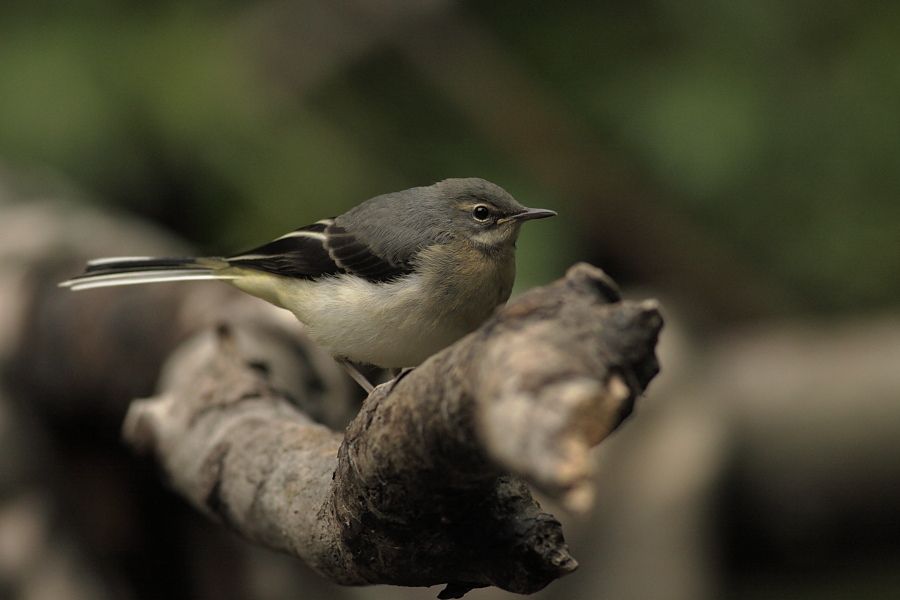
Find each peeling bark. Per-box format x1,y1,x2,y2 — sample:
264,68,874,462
123,263,662,597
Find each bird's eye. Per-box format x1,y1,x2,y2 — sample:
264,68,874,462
472,205,491,222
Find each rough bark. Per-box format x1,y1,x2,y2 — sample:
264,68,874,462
122,263,662,597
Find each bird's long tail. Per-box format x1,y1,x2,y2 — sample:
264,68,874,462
59,256,236,291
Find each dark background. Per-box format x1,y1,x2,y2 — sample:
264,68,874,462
1,1,899,599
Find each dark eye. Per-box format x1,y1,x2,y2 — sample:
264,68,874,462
472,205,491,221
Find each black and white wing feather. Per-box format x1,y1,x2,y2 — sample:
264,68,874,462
226,221,339,278
227,219,412,283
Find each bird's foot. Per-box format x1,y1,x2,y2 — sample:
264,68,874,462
386,367,415,394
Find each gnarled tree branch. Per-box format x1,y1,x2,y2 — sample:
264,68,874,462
122,263,662,597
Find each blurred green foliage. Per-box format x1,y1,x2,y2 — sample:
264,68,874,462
1,0,898,314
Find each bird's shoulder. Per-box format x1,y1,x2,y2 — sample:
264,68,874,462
334,187,455,266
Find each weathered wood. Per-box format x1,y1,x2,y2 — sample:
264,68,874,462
123,263,662,597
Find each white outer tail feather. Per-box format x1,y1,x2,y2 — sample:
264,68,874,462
86,256,157,267
60,269,236,291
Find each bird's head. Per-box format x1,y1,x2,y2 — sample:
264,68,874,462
431,178,556,253
340,178,556,266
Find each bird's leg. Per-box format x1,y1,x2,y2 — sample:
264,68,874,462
337,359,375,394
385,367,415,393
391,367,415,380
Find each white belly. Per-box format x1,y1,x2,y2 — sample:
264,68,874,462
266,273,474,368
229,244,515,368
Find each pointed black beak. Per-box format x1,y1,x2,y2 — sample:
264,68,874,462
506,208,557,223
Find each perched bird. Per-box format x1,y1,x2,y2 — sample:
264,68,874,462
61,178,556,390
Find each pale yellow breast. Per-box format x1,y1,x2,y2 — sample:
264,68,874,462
416,242,516,330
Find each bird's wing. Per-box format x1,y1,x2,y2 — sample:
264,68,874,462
227,219,412,282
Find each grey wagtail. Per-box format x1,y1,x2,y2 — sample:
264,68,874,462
60,178,556,391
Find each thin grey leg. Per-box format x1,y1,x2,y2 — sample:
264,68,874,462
338,359,375,394
386,367,415,393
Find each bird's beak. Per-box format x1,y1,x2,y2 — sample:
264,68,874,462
504,208,557,224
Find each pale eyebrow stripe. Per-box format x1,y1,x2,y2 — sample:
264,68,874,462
459,201,499,210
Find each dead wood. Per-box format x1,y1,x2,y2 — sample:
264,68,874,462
122,263,662,597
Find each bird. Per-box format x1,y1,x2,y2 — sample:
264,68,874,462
60,178,556,391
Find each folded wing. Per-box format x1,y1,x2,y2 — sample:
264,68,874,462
227,219,412,283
